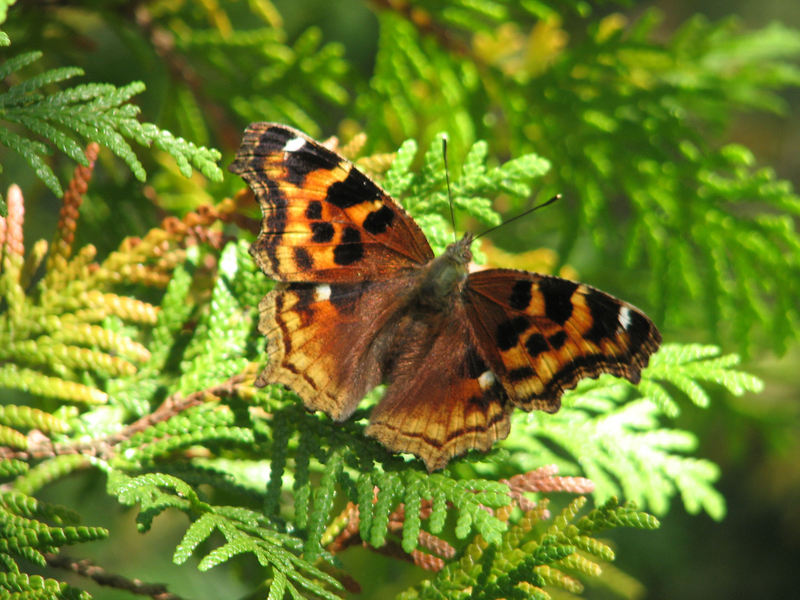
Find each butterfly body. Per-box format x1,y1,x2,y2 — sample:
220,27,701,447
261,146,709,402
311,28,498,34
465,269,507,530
230,123,661,471
414,234,471,309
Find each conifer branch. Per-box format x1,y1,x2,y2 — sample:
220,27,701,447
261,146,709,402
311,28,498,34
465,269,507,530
0,375,244,462
45,142,98,278
0,50,223,196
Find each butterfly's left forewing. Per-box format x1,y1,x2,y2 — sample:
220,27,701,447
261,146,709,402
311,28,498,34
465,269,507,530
230,123,434,283
465,269,661,412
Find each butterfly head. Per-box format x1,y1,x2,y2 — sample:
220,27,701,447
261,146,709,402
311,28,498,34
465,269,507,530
416,233,474,309
445,232,474,266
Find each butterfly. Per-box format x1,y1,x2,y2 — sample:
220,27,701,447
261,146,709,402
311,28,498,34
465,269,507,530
230,123,661,471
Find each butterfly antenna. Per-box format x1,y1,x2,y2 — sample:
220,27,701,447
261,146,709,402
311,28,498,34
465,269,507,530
474,194,562,240
442,134,457,242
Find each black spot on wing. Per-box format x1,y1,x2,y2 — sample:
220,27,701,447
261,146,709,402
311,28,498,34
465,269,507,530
293,247,313,270
525,333,548,358
329,282,368,314
508,366,535,382
285,143,341,186
539,278,578,325
467,394,490,409
255,125,293,154
305,201,322,220
325,168,381,209
509,280,532,311
363,205,395,235
496,316,529,351
311,221,334,243
548,330,567,349
288,282,315,312
333,227,364,265
465,347,488,379
625,308,655,355
584,289,620,344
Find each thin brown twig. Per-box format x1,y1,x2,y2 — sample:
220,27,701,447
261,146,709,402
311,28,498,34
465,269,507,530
45,553,187,600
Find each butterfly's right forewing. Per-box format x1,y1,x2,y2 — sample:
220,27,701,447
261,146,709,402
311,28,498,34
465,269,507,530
465,269,661,412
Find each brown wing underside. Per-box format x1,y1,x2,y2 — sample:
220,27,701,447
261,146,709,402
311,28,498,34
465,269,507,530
229,123,434,283
465,269,662,412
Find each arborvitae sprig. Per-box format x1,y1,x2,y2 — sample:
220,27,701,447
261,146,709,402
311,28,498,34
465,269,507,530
0,490,107,595
401,496,658,600
0,50,222,197
0,154,194,408
380,133,550,254
0,164,154,404
0,129,260,593
107,470,345,600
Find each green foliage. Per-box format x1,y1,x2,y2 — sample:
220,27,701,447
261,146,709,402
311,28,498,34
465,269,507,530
222,27,350,137
0,50,222,198
0,1,796,599
403,497,659,600
382,133,550,253
107,470,343,600
0,490,105,600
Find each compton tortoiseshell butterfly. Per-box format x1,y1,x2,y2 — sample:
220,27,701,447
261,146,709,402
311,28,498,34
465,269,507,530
230,123,661,471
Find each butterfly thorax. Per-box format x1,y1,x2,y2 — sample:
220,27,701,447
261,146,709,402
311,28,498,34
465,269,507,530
415,233,473,310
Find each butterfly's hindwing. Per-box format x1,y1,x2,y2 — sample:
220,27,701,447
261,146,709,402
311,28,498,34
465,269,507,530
366,308,512,472
259,275,424,421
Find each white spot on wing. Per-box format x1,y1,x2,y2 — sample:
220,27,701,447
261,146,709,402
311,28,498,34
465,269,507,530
283,136,306,153
619,306,632,331
478,370,496,391
314,284,331,302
